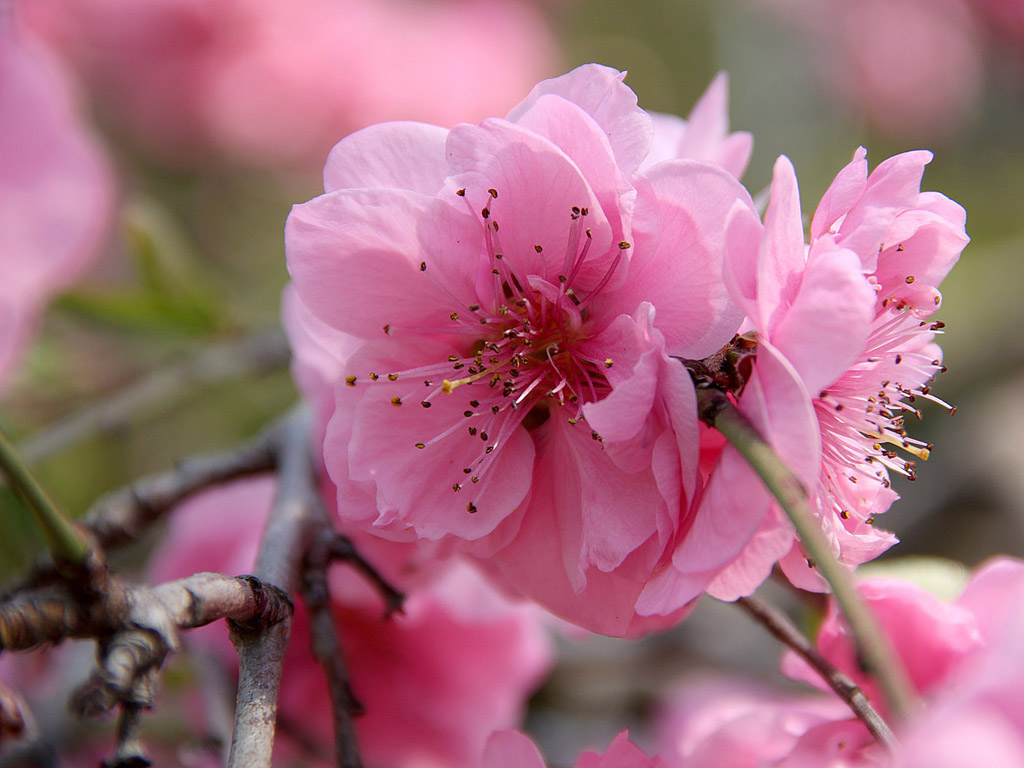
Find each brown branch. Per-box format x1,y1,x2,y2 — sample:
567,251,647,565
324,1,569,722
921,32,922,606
0,682,32,748
322,536,404,618
104,703,150,768
1,573,290,656
83,426,280,551
226,407,318,768
302,530,366,768
736,595,896,748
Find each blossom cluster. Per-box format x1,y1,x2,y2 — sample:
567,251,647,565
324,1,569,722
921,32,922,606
0,22,1001,765
263,61,1001,765
284,63,967,638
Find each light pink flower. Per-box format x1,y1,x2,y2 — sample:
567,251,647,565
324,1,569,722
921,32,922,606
782,579,982,718
483,729,667,768
642,72,753,179
148,477,553,768
785,558,1024,711
639,148,967,611
655,560,1024,768
891,558,1024,766
893,614,1024,767
285,64,760,635
654,676,884,768
0,32,113,393
21,0,559,170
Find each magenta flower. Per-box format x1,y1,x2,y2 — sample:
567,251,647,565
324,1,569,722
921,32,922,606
0,33,113,393
286,64,759,635
484,729,667,768
149,477,553,768
639,148,967,611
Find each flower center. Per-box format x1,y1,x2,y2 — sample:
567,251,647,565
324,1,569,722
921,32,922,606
816,308,952,520
355,187,629,510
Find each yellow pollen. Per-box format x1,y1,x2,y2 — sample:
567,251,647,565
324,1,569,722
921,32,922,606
869,433,931,461
442,367,493,393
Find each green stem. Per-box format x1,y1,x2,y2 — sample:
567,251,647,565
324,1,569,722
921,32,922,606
0,428,89,566
699,389,916,723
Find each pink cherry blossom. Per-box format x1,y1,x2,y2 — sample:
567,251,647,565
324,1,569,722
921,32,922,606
0,31,113,394
148,476,553,768
285,64,761,635
483,729,667,768
639,148,967,611
20,0,559,170
784,558,1024,711
655,560,1024,767
654,676,884,768
642,72,753,179
781,578,982,719
893,611,1024,767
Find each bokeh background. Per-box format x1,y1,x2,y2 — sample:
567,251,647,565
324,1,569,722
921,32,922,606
3,0,1024,764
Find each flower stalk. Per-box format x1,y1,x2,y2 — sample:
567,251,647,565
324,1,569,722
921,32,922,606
0,428,90,567
696,387,917,725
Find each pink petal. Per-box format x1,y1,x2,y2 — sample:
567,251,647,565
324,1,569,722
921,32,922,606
1,36,113,390
505,63,654,174
281,284,364,448
674,72,753,179
331,338,536,541
576,731,665,768
620,160,754,358
956,557,1024,643
286,187,468,339
644,112,688,169
483,730,547,768
322,120,449,194
722,198,766,328
581,311,659,444
758,155,809,331
486,419,691,636
771,241,875,396
810,146,868,240
834,150,934,268
445,117,614,292
704,509,796,602
513,93,637,249
552,414,666,577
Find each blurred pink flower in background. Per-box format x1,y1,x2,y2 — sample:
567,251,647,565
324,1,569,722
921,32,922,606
655,559,1024,767
784,558,1024,717
893,588,1024,766
18,0,560,170
149,476,553,768
639,147,967,612
642,72,752,179
974,0,1024,49
756,0,984,141
285,64,762,636
655,676,883,768
483,729,667,768
0,31,113,394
